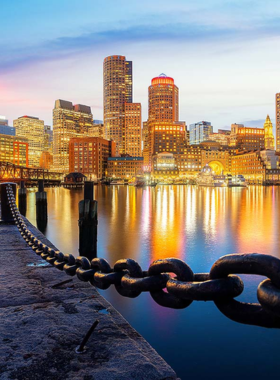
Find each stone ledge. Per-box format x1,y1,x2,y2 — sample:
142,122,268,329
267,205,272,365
0,222,178,380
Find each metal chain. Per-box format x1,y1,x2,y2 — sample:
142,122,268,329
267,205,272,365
5,184,280,329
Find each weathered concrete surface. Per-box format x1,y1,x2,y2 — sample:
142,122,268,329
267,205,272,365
0,222,178,380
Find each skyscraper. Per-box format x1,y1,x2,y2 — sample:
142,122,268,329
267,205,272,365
14,115,44,167
124,103,141,157
276,93,280,151
144,74,185,168
148,74,179,122
103,55,133,154
264,115,275,150
189,121,213,145
53,100,94,172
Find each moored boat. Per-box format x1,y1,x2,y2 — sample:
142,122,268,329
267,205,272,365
196,165,227,187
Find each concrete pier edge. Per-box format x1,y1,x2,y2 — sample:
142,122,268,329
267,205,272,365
0,219,179,380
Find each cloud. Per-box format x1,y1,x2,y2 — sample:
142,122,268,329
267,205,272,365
2,13,280,73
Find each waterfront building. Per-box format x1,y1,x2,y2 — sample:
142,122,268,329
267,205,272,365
264,115,275,150
231,150,280,184
189,121,213,145
276,93,280,151
148,74,179,123
0,125,15,136
0,134,28,166
39,151,53,169
152,152,179,180
103,55,134,154
201,147,231,174
53,99,94,173
14,115,44,167
124,103,141,157
148,121,187,160
176,146,202,177
69,137,116,180
229,123,265,151
0,116,8,126
106,156,143,179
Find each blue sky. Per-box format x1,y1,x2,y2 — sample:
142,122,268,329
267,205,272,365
1,0,280,130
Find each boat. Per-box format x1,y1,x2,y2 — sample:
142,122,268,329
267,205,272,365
110,180,124,185
227,174,247,187
196,165,227,187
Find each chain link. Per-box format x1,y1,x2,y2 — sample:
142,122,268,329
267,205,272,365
5,184,280,328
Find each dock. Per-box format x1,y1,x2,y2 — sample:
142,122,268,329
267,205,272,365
0,220,178,380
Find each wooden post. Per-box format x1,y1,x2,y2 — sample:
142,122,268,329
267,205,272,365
0,182,17,223
36,179,47,221
78,181,97,260
18,181,27,216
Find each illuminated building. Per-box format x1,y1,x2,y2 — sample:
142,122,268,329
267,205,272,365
106,157,143,179
189,121,213,145
176,146,202,176
69,137,116,180
264,115,275,150
88,123,104,138
124,103,141,156
39,151,53,169
231,150,280,184
0,134,28,166
230,123,265,151
152,152,179,180
276,93,280,151
208,132,230,146
53,99,94,173
149,121,186,159
201,147,230,174
103,55,134,154
148,74,179,122
0,116,8,126
14,115,44,167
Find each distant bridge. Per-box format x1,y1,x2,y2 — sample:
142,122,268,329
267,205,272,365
0,161,63,186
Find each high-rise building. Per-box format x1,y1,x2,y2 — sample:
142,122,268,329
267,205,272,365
0,134,28,166
103,55,133,154
264,115,275,150
148,74,179,123
189,121,213,145
43,125,53,152
14,115,44,167
229,123,265,151
0,125,15,136
53,99,94,172
0,116,8,126
124,103,141,156
276,93,280,151
69,137,116,180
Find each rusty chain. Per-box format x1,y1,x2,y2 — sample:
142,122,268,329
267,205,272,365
5,184,280,328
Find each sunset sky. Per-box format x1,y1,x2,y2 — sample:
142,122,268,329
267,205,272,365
1,0,280,130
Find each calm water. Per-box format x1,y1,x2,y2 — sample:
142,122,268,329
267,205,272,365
26,186,280,380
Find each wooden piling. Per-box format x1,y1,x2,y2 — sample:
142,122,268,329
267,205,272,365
78,181,98,260
36,180,47,221
18,181,27,216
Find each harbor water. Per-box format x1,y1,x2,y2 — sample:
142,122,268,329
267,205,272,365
26,185,280,380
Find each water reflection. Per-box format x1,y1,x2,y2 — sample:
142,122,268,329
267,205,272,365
25,185,280,380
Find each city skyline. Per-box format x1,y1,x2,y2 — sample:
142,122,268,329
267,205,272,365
1,0,280,130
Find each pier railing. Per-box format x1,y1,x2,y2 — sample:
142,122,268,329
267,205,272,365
2,182,280,329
